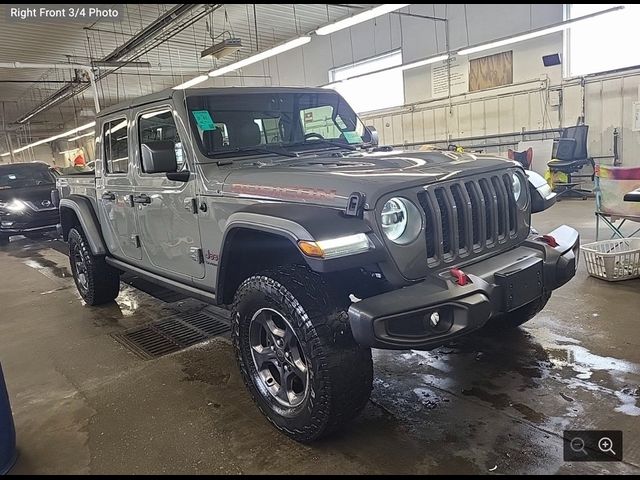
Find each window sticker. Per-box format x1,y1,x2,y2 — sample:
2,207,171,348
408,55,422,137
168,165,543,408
343,131,362,144
192,110,216,131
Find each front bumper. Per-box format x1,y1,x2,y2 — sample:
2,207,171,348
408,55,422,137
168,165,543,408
348,225,579,350
0,211,59,236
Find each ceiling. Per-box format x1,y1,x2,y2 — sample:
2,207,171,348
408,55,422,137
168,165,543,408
0,4,374,149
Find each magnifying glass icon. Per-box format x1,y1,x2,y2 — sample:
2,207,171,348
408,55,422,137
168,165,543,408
598,437,616,456
570,437,587,455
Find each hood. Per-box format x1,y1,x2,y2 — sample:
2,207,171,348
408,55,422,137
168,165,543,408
0,184,56,206
201,150,518,210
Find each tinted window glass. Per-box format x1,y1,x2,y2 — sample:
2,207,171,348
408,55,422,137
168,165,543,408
0,165,55,189
139,109,186,171
103,119,129,174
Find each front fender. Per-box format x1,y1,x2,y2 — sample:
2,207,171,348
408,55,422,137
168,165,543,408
59,196,107,255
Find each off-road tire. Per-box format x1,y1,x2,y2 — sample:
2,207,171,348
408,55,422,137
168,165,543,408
232,264,373,443
490,292,552,328
68,227,120,305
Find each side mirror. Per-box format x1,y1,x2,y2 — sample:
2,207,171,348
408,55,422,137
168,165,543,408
366,125,379,147
141,141,178,174
526,170,557,213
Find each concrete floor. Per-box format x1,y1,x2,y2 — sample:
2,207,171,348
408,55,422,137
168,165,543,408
1,199,639,474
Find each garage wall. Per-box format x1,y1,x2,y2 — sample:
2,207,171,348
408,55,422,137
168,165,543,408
212,3,640,167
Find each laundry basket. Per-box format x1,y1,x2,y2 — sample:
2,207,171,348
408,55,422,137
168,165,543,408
581,238,640,281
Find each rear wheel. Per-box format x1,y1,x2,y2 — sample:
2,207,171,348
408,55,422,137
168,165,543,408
489,292,551,328
68,227,120,305
232,265,373,443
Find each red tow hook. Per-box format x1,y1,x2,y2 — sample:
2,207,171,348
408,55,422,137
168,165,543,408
450,268,471,286
537,234,559,248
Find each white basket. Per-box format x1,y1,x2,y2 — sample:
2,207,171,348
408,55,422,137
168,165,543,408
581,238,640,281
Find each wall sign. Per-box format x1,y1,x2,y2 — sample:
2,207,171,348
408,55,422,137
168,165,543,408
431,55,469,98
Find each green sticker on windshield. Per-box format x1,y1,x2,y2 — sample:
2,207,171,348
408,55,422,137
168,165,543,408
343,131,362,144
192,110,216,131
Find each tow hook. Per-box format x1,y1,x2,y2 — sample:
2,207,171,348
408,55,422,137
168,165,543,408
537,234,559,248
450,268,471,286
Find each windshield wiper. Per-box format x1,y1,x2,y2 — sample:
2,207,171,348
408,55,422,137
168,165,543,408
206,145,299,164
287,139,358,151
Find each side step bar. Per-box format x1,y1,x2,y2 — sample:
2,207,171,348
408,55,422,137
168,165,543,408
106,257,217,305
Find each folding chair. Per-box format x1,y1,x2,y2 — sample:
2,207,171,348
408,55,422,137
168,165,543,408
595,166,640,240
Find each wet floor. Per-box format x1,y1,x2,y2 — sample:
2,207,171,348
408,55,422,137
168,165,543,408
1,200,639,474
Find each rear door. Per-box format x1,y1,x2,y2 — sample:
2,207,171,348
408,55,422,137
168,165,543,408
96,116,142,261
133,106,204,280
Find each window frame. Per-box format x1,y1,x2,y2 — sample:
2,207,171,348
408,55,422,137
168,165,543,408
136,105,187,177
102,116,130,176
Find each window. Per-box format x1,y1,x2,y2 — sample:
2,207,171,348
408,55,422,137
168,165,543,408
138,109,186,171
328,50,404,113
567,4,639,77
103,119,129,174
186,91,370,159
0,165,55,190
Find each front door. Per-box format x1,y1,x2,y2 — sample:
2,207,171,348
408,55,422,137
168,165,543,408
133,107,204,279
97,117,142,261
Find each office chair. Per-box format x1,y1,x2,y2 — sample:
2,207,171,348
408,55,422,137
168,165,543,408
547,125,595,199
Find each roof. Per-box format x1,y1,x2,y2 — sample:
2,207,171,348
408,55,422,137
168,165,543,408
97,85,336,117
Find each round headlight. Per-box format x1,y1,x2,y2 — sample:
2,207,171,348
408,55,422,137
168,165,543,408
511,172,523,202
381,197,422,244
381,198,407,241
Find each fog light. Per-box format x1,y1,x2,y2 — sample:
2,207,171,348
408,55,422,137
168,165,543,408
429,311,440,327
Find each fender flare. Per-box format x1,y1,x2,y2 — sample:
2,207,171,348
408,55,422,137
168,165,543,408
214,204,382,304
59,196,107,255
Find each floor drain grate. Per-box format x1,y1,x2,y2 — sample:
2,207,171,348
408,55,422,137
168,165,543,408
112,310,230,359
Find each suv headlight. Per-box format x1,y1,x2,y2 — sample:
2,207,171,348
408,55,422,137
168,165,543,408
0,199,27,213
381,197,421,244
510,172,528,208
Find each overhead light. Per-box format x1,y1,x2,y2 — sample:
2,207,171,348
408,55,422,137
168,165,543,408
400,54,449,70
68,132,95,141
315,4,409,36
59,148,81,155
208,36,311,77
12,122,95,154
457,5,624,56
173,75,209,90
0,152,10,157
201,38,243,59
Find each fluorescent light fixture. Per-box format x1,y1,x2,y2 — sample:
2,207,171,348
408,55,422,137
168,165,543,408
12,121,95,154
315,4,410,36
208,36,311,77
457,5,624,55
67,132,95,141
0,152,10,157
173,75,209,90
400,54,449,70
59,148,81,155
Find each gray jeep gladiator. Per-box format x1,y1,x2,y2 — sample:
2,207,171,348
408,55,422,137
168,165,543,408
54,86,578,442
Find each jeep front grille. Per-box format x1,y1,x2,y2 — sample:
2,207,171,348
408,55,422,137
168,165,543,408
417,173,524,266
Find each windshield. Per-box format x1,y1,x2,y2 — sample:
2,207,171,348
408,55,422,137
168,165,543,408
0,165,55,190
186,91,371,159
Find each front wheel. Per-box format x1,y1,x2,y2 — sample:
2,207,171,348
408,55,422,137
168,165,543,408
68,227,120,305
232,265,373,443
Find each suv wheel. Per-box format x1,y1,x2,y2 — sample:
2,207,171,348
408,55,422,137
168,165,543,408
68,227,120,305
489,292,552,328
232,265,373,443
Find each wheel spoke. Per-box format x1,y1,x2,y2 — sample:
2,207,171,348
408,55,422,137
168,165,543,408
251,345,277,367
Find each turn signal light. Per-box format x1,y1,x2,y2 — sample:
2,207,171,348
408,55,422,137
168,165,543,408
298,241,324,258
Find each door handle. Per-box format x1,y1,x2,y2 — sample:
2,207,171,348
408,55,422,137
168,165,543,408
132,194,152,204
101,192,116,201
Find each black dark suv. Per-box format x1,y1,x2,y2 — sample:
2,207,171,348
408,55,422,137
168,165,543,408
0,162,59,245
